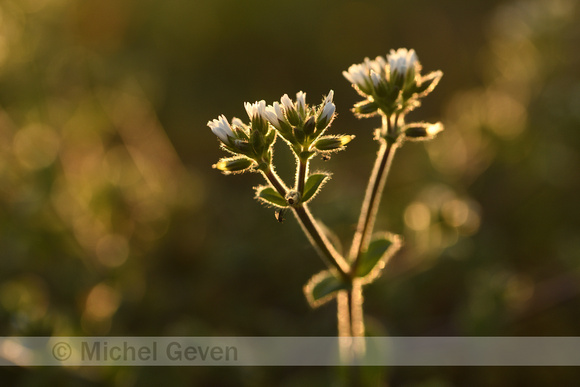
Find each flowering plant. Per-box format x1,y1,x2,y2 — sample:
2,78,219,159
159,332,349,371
208,48,443,351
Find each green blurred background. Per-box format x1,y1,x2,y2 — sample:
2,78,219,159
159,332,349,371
1,0,579,385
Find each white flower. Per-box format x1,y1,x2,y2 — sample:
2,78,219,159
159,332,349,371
231,117,245,130
265,102,286,130
370,70,382,89
387,48,418,77
370,56,387,77
318,101,335,125
208,115,235,144
342,63,372,92
280,94,294,111
244,100,267,121
296,91,306,115
314,90,336,129
324,89,334,105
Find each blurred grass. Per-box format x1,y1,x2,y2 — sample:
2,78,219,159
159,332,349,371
1,0,580,385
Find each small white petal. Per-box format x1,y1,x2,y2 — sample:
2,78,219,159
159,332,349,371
273,102,285,121
321,102,335,122
370,70,382,88
407,49,418,66
324,90,334,104
388,48,420,76
232,117,245,129
208,115,234,143
342,70,355,84
264,106,280,128
244,102,253,119
296,91,306,112
281,94,293,110
257,100,267,119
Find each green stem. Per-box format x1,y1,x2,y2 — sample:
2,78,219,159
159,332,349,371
262,167,349,279
293,205,350,279
297,157,308,196
344,114,400,340
349,115,400,274
262,167,288,198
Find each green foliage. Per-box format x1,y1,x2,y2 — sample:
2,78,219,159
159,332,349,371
355,233,403,281
304,270,351,308
255,186,288,207
301,173,330,203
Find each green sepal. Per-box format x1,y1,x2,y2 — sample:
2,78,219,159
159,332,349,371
255,186,288,208
304,270,351,308
250,129,264,155
293,127,306,144
301,173,330,203
264,129,276,147
415,70,443,97
355,233,403,283
286,108,301,127
302,116,316,136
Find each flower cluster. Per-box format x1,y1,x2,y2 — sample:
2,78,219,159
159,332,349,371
209,91,353,174
265,90,353,160
343,48,442,118
208,100,276,174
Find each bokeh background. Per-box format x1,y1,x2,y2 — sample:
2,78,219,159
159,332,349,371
1,0,579,385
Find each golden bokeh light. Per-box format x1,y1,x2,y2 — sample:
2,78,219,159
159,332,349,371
13,124,60,170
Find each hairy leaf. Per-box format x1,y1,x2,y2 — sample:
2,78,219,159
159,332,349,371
355,233,403,283
255,186,287,207
304,270,350,308
301,173,330,203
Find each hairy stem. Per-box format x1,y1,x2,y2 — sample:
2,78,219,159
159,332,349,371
262,167,349,279
262,167,288,197
349,115,400,273
297,157,308,196
337,281,365,360
343,114,400,339
293,205,350,279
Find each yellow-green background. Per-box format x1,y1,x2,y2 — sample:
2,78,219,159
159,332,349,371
1,0,579,385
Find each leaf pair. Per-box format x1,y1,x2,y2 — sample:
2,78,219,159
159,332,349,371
255,173,329,207
303,233,402,308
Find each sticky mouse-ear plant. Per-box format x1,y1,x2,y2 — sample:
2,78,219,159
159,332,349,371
208,48,443,355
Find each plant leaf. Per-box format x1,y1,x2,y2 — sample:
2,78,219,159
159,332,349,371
355,233,403,283
255,186,287,207
304,270,350,308
301,173,330,203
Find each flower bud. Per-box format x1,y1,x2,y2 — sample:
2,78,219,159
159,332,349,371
233,139,252,153
208,115,235,145
403,122,444,141
314,135,355,151
296,91,307,118
316,101,335,130
213,156,254,174
353,100,379,117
